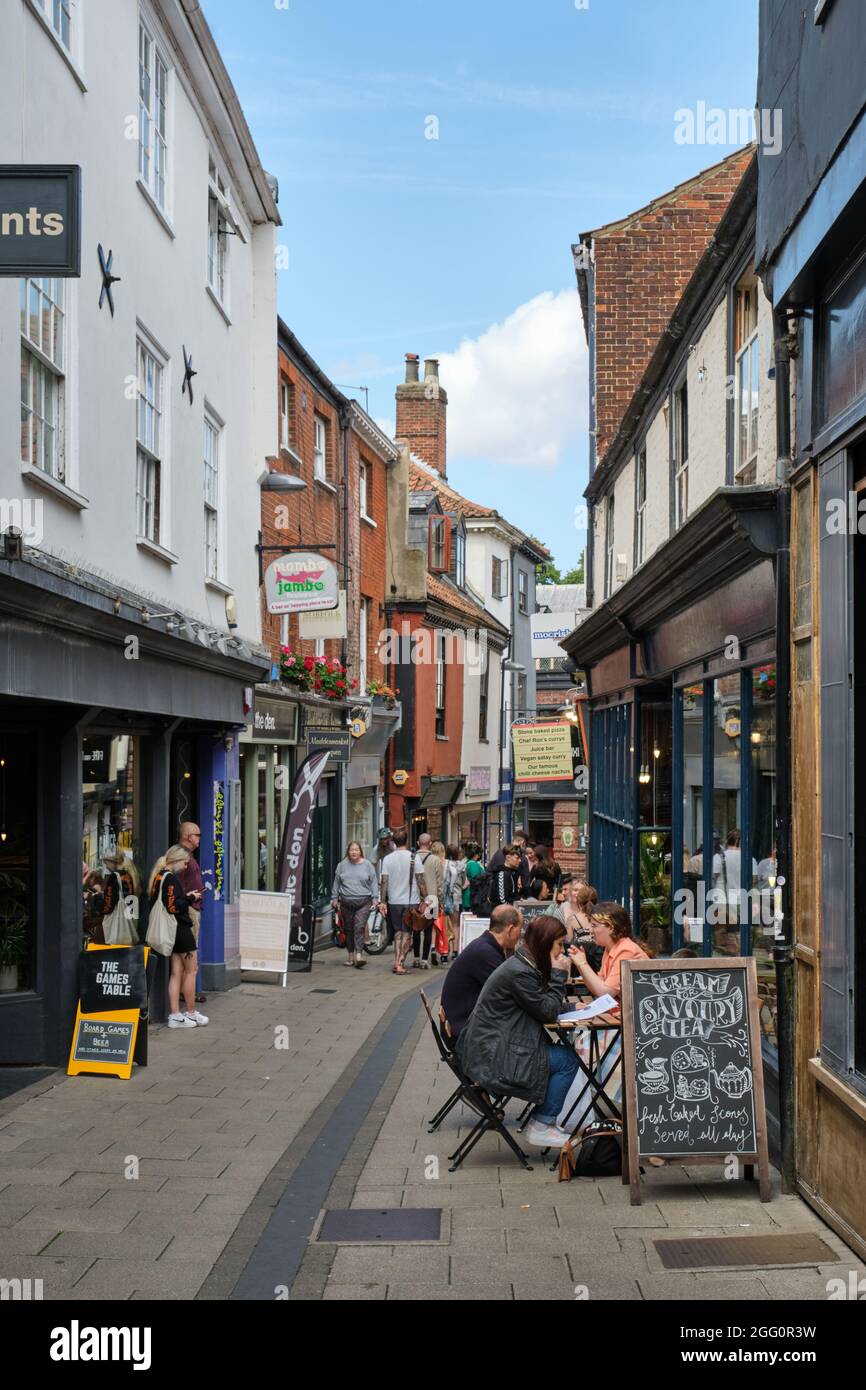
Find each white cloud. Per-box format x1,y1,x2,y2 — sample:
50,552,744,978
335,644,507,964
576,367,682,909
437,290,586,471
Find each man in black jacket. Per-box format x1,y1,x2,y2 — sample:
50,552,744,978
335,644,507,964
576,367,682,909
440,906,523,1039
487,830,530,895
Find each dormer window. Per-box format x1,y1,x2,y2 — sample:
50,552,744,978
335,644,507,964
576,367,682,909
428,515,450,572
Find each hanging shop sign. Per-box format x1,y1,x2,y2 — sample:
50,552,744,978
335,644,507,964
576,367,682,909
82,736,113,779
68,944,149,1080
306,727,351,762
620,957,770,1204
530,612,578,659
249,694,299,743
511,720,582,799
467,766,492,798
276,750,331,968
0,165,81,276
298,589,347,638
350,716,367,738
239,890,292,976
265,553,338,615
392,768,409,787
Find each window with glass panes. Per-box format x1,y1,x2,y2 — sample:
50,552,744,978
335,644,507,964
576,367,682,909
454,525,466,588
428,515,448,571
478,641,489,739
49,0,72,48
139,20,168,209
435,631,447,736
313,415,327,480
518,569,528,614
20,277,65,480
673,381,689,528
734,274,760,484
203,414,220,579
359,597,370,690
136,340,163,542
604,494,615,597
207,158,229,302
635,448,647,565
360,460,371,518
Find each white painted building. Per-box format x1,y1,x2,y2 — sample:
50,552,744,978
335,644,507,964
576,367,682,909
0,0,280,1062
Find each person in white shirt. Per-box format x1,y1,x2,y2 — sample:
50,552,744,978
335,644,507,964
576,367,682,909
379,828,426,976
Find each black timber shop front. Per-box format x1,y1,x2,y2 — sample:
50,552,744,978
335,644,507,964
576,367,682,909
562,486,785,1152
0,552,268,1065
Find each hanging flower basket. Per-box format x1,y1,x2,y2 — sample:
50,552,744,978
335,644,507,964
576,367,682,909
366,679,398,710
279,649,356,701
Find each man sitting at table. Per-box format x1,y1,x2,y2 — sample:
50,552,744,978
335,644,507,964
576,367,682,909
440,906,523,1040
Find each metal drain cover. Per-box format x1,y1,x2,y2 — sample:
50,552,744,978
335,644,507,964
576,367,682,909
654,1232,837,1270
317,1208,442,1243
309,988,337,994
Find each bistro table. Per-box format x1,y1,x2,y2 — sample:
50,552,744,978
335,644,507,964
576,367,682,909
544,999,623,1137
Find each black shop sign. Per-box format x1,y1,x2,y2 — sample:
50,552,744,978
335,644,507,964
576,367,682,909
306,727,351,762
78,944,147,1015
0,165,81,276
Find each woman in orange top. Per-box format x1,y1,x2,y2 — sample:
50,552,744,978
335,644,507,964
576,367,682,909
572,901,648,1001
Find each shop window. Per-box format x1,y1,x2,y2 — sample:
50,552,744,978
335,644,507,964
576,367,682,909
82,736,142,949
637,700,672,956
347,791,375,858
0,734,36,994
710,674,746,956
734,273,760,484
821,244,866,427
750,666,778,1047
681,682,706,949
308,775,338,904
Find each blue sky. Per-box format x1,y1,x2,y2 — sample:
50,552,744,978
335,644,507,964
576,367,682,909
203,0,759,570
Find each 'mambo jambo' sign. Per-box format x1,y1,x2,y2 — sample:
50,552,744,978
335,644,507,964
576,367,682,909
0,166,81,276
264,552,339,615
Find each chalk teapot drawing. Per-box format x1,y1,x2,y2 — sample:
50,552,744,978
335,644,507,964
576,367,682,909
712,1061,753,1099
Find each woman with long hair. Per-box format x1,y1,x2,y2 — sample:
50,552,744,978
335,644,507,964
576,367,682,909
331,840,379,968
456,913,579,1149
442,844,465,962
148,844,206,1028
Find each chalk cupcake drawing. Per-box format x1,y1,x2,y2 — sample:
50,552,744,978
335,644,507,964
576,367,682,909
671,1044,711,1102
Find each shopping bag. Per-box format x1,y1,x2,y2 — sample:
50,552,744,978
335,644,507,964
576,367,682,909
433,914,449,958
145,895,177,957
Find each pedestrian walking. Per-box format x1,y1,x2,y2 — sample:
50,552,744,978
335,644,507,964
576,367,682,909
442,844,466,961
412,833,444,969
331,841,380,969
488,828,531,896
148,844,208,1029
462,842,484,913
379,828,426,975
487,844,523,909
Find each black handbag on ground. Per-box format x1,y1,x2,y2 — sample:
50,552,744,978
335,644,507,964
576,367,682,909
567,1119,624,1178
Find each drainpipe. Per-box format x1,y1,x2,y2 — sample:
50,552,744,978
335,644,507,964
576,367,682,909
339,406,351,673
772,307,794,1192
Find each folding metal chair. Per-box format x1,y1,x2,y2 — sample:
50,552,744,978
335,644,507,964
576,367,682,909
418,991,533,1173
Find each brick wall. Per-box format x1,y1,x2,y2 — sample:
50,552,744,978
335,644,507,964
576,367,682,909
395,355,448,479
590,148,752,467
553,800,586,879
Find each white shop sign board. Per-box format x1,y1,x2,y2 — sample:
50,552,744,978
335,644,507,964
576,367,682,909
240,890,292,978
458,913,489,952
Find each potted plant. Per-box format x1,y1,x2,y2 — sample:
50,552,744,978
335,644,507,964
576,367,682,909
0,874,27,993
366,679,398,710
279,649,357,701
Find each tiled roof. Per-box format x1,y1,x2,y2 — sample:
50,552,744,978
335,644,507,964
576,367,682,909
426,574,509,637
409,461,549,559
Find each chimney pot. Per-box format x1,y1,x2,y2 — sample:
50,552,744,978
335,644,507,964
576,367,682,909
424,358,439,382
404,353,420,383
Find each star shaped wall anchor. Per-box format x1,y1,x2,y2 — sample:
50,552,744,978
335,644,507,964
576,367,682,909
182,345,197,405
97,244,121,316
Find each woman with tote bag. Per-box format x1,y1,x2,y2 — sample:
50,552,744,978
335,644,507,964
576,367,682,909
147,845,207,1029
99,851,141,946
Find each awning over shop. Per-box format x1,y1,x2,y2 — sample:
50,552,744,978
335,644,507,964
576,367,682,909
417,775,465,809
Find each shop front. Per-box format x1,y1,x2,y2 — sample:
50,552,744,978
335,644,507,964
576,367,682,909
0,558,267,1064
563,487,784,1151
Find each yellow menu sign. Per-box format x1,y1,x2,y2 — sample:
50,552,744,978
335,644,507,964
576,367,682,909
512,722,574,782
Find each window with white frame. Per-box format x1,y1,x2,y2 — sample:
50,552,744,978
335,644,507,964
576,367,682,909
673,380,689,529
516,672,527,714
478,641,489,740
604,493,615,598
435,631,447,736
207,156,229,303
734,273,760,485
359,597,370,690
517,569,529,615
203,412,221,579
428,514,449,571
360,460,372,519
492,554,508,598
48,0,72,49
279,378,294,451
454,524,466,589
136,338,164,543
315,637,325,658
138,18,168,210
20,276,65,480
313,414,328,481
636,447,647,565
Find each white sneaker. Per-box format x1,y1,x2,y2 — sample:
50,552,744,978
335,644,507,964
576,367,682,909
183,1010,209,1026
526,1120,571,1148
168,1012,196,1029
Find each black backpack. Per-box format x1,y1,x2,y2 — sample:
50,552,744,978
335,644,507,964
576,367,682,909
571,1120,623,1177
468,869,493,917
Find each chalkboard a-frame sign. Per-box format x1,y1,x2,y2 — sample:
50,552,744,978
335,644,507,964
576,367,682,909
620,957,770,1205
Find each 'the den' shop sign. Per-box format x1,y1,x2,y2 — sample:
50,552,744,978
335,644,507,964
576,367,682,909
265,553,338,615
0,165,81,276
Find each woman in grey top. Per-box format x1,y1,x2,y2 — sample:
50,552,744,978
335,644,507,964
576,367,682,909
331,842,381,969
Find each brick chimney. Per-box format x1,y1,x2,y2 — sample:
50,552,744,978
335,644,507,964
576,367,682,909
395,353,448,480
